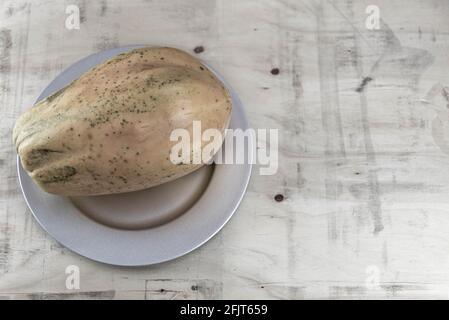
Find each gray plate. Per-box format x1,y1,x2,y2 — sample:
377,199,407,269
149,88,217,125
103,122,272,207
17,45,252,266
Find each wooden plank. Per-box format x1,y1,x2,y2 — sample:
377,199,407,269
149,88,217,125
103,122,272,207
1,0,449,299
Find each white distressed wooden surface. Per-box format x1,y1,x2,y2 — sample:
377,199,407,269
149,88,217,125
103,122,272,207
1,0,449,299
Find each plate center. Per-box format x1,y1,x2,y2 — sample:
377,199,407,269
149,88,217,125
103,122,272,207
70,165,214,230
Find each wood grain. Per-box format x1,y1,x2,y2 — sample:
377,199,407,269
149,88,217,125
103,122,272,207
1,0,449,299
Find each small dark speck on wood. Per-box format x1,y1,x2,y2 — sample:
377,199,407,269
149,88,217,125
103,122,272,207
193,46,204,54
356,77,373,92
271,68,280,75
274,194,284,202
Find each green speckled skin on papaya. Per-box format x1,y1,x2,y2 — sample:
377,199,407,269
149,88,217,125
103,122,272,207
13,47,232,196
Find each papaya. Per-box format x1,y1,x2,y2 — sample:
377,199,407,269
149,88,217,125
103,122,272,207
13,47,231,196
